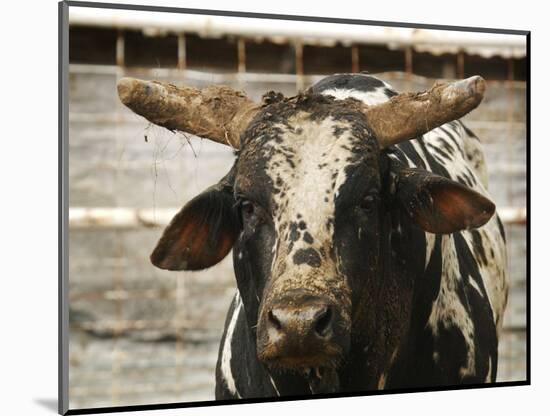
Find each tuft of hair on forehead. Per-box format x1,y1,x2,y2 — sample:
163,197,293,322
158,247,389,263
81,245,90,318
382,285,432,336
240,91,372,147
262,91,285,105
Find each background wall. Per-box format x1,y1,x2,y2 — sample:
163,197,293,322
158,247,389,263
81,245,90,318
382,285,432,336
66,9,527,410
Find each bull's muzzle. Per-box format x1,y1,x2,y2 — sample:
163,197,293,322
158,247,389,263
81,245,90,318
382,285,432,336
257,290,350,370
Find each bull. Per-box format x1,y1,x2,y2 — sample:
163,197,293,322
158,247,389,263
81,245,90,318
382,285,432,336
117,73,508,398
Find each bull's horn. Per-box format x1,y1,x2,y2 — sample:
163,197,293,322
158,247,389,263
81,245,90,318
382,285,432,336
117,77,260,149
363,76,486,148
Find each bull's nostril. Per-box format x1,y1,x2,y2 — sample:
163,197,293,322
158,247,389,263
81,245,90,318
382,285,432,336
268,310,282,331
314,307,333,337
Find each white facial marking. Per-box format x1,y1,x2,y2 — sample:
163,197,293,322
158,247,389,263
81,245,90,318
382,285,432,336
263,114,361,306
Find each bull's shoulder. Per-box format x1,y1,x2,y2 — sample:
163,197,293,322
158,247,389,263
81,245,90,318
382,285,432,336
459,217,508,333
420,121,489,189
387,122,507,383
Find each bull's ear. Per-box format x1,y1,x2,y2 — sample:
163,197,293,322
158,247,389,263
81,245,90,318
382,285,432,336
150,185,240,271
393,168,495,234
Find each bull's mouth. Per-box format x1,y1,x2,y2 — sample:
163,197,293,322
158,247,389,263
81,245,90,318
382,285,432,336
301,366,340,394
258,353,342,394
256,290,350,394
261,353,342,370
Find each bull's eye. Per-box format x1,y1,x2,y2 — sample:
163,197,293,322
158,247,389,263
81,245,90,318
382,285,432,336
237,198,261,226
236,196,267,232
241,200,255,218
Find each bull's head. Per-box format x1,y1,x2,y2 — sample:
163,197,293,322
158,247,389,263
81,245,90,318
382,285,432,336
117,74,494,390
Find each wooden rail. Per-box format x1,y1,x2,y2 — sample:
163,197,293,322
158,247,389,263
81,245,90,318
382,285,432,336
68,206,527,229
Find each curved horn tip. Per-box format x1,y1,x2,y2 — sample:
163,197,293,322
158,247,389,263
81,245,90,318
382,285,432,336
472,75,487,97
117,77,141,105
452,75,487,97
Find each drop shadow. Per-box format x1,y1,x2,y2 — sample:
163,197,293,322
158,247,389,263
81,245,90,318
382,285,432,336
34,398,58,413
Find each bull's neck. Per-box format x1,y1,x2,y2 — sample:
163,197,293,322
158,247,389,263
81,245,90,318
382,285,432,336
343,210,423,390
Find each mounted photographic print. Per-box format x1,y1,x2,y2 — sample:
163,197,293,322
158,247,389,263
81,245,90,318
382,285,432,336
58,1,530,414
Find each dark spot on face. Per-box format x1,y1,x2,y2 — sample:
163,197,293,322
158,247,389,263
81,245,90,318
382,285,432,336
293,248,321,268
289,222,300,242
333,125,348,138
262,90,285,104
303,232,314,244
298,221,307,230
